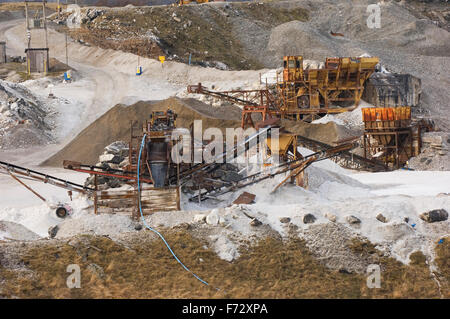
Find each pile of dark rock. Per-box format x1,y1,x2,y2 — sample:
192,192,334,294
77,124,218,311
182,163,244,194
84,141,130,190
6,56,26,63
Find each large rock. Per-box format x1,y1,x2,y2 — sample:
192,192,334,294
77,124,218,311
325,212,337,222
346,215,361,225
303,213,316,224
105,141,129,157
363,73,422,107
206,209,220,225
376,213,388,223
420,209,448,223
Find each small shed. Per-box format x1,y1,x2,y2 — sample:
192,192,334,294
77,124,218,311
25,48,49,73
0,42,6,64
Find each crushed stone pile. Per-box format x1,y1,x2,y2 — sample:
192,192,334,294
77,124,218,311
42,97,242,166
0,80,55,149
84,141,130,190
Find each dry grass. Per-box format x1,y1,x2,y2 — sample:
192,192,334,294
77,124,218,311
434,236,450,297
59,3,309,70
0,231,445,299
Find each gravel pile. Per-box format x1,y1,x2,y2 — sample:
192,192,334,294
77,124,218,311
0,80,55,149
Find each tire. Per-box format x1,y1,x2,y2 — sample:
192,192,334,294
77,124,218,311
56,206,68,218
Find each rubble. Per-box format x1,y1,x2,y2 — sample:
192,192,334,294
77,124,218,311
84,141,129,190
376,213,388,223
0,80,54,149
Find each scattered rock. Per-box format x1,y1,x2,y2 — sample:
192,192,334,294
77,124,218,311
250,218,262,227
194,214,206,223
222,171,242,183
376,213,388,223
303,213,316,224
279,217,291,224
419,209,448,223
206,209,220,225
324,212,336,222
219,217,227,226
134,223,142,231
48,225,59,238
346,215,361,225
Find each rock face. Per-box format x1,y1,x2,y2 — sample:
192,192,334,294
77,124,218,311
363,73,421,107
420,209,448,223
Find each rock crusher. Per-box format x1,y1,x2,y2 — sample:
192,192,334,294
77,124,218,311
361,106,431,169
187,55,379,127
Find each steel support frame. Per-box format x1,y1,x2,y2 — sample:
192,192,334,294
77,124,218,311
363,128,413,169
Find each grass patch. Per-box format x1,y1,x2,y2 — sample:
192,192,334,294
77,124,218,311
0,232,443,298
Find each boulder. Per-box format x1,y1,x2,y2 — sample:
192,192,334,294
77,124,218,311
105,141,128,157
99,153,115,163
206,209,220,225
279,217,291,224
376,213,388,223
250,218,262,227
303,213,316,224
420,209,448,223
346,215,361,224
194,214,206,223
325,212,337,222
48,225,59,238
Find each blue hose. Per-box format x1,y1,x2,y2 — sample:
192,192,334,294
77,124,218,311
137,134,211,286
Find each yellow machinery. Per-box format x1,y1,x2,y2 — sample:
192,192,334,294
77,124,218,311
187,55,379,126
265,133,299,162
278,56,379,121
